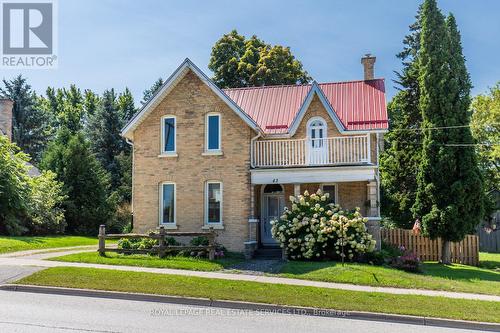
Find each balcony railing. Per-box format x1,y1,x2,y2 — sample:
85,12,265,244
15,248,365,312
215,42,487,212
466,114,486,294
251,134,371,168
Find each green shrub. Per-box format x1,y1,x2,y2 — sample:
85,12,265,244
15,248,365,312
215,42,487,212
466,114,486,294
26,170,67,235
190,236,209,246
271,189,376,260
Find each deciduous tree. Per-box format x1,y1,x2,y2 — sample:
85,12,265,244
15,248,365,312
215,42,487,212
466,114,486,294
209,30,310,88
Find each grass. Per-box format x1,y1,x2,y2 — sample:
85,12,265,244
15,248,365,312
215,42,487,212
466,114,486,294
479,252,500,271
278,260,500,296
16,266,500,323
0,236,100,254
49,251,244,271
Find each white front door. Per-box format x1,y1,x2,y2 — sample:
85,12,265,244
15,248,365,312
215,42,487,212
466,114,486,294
307,120,328,165
261,194,284,245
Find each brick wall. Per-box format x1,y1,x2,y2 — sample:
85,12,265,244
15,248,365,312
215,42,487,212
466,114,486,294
132,71,253,251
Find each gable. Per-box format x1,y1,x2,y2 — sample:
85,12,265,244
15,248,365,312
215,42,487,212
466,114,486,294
121,58,261,141
291,94,342,139
287,82,346,136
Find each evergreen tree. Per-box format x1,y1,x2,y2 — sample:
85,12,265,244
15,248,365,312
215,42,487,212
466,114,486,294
86,89,123,188
209,30,311,88
118,87,136,123
141,78,163,106
0,75,51,162
41,130,111,235
380,6,423,228
412,0,483,263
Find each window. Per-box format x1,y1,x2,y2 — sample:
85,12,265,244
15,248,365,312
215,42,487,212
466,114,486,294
161,116,176,153
160,183,175,225
321,184,336,204
308,117,327,148
206,181,222,224
206,114,221,151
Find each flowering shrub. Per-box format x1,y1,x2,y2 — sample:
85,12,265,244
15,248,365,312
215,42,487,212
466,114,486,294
390,251,422,273
271,189,376,260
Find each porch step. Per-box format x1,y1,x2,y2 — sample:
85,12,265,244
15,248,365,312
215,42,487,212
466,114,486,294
254,247,282,259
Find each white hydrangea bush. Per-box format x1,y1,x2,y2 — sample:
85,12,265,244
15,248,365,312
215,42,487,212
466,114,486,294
271,189,376,260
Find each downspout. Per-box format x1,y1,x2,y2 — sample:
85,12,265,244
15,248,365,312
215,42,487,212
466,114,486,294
375,133,381,217
125,137,134,229
250,131,262,169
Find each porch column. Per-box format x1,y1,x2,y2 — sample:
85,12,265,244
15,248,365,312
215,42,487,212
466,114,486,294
245,184,258,259
294,184,300,196
367,181,378,217
366,181,381,250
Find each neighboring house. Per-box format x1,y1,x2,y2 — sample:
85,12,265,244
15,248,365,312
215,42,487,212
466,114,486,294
0,98,41,177
121,55,388,257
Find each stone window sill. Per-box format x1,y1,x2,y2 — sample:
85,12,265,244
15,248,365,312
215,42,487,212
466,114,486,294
202,224,224,230
158,153,178,158
159,224,178,229
202,151,223,156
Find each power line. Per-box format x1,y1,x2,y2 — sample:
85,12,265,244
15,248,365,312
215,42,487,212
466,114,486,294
391,123,500,132
393,142,499,147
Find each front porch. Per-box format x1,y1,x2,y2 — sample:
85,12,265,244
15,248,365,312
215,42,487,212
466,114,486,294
244,166,382,258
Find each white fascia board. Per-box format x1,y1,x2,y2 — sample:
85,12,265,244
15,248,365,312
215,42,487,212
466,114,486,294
250,166,377,184
121,58,262,140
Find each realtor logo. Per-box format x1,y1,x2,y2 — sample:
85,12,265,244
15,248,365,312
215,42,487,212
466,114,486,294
1,0,57,68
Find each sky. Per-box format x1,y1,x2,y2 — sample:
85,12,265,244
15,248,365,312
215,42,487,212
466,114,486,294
3,0,500,104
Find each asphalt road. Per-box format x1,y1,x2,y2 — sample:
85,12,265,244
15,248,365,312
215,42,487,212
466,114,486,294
0,290,489,333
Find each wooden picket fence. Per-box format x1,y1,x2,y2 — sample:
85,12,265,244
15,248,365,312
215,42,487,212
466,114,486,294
381,228,479,266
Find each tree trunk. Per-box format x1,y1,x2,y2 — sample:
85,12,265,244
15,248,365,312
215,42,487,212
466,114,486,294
441,240,451,264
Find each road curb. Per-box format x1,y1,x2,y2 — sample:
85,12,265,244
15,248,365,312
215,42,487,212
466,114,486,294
1,284,499,332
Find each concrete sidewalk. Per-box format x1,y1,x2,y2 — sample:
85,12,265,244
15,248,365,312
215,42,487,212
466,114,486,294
0,247,499,302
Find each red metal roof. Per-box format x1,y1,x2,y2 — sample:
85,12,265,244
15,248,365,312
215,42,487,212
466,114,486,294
223,79,388,134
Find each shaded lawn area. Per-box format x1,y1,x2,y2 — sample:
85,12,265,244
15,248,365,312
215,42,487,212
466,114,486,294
16,266,500,323
0,236,100,254
278,260,500,296
479,252,500,271
50,251,244,271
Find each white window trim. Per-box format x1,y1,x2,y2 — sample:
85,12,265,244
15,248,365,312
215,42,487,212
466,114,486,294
205,181,223,225
159,181,177,228
205,113,222,153
160,115,177,155
307,116,327,139
320,183,338,204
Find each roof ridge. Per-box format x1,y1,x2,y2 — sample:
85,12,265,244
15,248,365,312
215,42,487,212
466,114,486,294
223,83,312,91
223,78,385,92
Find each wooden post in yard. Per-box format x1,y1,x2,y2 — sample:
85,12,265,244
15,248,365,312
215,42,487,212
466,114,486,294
208,227,215,260
98,225,106,256
158,226,166,258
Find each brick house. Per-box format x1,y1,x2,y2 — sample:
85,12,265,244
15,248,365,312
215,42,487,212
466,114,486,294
121,55,388,258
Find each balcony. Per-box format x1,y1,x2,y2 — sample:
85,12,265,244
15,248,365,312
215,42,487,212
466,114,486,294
251,134,371,168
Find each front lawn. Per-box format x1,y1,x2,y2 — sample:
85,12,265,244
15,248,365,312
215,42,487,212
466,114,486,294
16,267,500,323
50,251,244,271
0,236,100,254
479,252,500,271
278,260,500,296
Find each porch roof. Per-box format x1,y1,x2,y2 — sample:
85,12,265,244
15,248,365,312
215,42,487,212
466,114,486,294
250,166,377,185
